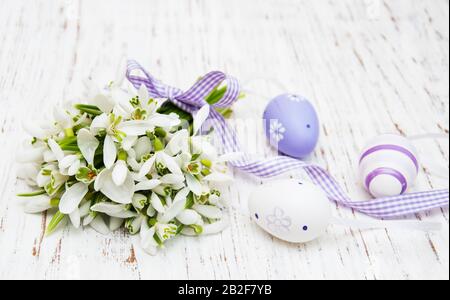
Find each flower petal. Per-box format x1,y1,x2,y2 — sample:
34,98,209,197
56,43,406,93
134,136,152,160
100,172,135,204
203,172,233,183
121,135,138,151
193,105,210,136
67,159,81,176
150,192,165,213
103,135,117,169
193,204,223,219
147,113,181,128
137,155,156,178
140,221,158,255
166,129,189,156
177,209,201,225
138,84,149,103
23,195,51,214
47,139,65,161
117,120,154,136
59,182,89,214
186,173,202,196
203,216,229,235
90,113,109,133
160,152,182,175
93,94,115,113
91,202,138,218
94,168,108,191
77,128,99,165
69,208,81,229
134,179,161,191
160,174,185,185
109,217,124,231
59,155,78,170
90,215,110,235
112,160,128,186
158,197,187,223
173,187,190,203
16,147,46,163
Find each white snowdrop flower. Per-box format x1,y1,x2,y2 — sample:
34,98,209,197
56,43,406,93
140,218,158,255
156,223,178,243
157,188,190,223
59,182,89,214
109,217,124,232
69,208,81,229
16,163,40,186
138,150,183,179
89,215,110,235
90,113,124,169
22,119,59,140
16,144,47,164
134,136,152,161
90,202,138,219
53,106,87,137
193,204,223,219
125,215,144,235
134,179,161,191
177,209,202,225
182,216,230,236
22,195,53,214
132,193,148,211
94,163,135,204
150,192,165,213
47,139,83,176
121,135,138,151
77,128,99,166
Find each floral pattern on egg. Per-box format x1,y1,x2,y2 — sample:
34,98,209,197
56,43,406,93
269,120,286,143
266,207,292,232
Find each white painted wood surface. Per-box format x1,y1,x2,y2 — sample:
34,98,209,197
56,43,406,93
0,0,448,280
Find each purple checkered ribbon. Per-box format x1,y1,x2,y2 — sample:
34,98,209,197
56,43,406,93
126,60,449,219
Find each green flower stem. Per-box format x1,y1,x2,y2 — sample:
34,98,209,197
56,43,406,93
17,190,46,197
50,198,60,207
118,150,128,161
64,128,75,138
58,136,77,146
46,211,66,236
60,145,80,152
153,137,164,152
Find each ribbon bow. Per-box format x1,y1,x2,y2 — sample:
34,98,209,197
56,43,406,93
126,60,449,219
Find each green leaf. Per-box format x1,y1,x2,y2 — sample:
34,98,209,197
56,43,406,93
46,211,66,236
185,193,194,209
74,104,102,116
17,190,46,197
205,86,227,105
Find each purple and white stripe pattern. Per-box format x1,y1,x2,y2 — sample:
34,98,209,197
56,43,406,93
358,134,421,198
126,60,449,219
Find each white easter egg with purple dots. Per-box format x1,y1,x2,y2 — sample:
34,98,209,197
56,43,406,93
359,134,419,198
248,180,331,243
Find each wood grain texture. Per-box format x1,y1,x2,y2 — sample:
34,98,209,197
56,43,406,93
0,0,448,280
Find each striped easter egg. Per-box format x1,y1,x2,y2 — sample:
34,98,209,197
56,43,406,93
359,134,419,198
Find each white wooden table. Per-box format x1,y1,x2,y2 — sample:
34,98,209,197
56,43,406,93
0,0,448,280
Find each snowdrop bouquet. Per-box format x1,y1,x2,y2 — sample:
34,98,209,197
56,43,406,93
16,69,237,255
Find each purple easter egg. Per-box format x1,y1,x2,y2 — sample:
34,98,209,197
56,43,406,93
263,94,320,158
